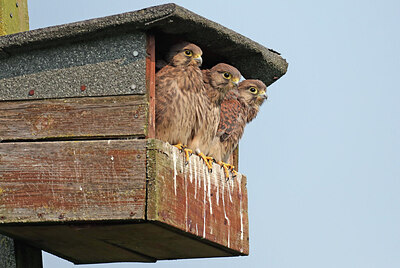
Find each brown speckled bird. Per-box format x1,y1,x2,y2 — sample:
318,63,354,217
155,42,203,160
208,79,267,177
187,63,241,171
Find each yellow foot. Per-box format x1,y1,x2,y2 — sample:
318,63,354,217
197,152,214,172
217,161,231,179
217,162,238,179
183,148,193,165
173,143,185,151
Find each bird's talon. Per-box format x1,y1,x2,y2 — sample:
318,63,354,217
173,143,185,151
198,152,213,171
218,161,231,179
183,148,193,165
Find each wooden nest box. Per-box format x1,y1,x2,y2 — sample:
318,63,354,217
0,3,288,264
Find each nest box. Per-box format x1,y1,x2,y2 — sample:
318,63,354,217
0,3,288,264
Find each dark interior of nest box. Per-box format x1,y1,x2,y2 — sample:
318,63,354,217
154,32,231,71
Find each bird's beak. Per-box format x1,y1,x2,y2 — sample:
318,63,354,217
259,91,268,100
232,78,239,86
193,55,203,66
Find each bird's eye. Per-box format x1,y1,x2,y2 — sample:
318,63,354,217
184,50,193,56
249,87,258,94
223,72,232,79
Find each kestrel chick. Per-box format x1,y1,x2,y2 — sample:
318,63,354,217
155,42,204,160
187,63,241,171
208,79,267,177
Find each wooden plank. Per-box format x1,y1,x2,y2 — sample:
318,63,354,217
0,224,154,264
0,140,147,223
0,2,37,267
147,139,249,255
0,95,147,141
0,0,29,36
146,34,156,138
0,222,235,264
0,234,42,268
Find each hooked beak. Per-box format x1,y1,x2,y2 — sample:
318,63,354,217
232,78,239,86
193,55,203,66
259,92,268,100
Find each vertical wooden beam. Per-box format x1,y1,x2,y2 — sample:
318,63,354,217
0,235,43,268
146,34,156,139
0,0,29,36
0,2,42,267
233,147,239,171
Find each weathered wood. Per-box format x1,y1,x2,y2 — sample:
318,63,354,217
0,2,39,268
0,140,147,222
147,139,249,255
146,34,156,139
0,222,235,264
0,95,148,141
0,234,42,268
0,0,29,36
0,138,248,263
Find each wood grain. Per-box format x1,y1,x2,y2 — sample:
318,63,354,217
0,222,234,264
146,34,156,139
0,140,147,222
147,139,249,255
0,95,147,141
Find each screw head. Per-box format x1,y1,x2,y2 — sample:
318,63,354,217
130,84,136,91
133,51,139,57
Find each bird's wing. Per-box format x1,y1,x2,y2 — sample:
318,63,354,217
218,93,242,142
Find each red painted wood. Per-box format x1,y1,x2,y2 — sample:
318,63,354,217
146,34,156,139
0,140,147,222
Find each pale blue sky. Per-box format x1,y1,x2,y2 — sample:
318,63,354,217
27,0,400,267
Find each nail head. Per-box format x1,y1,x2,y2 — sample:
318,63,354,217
133,51,139,57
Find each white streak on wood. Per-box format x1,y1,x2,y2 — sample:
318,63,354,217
237,173,244,241
189,155,193,183
227,177,233,203
214,171,220,205
185,167,188,232
203,164,207,238
194,156,198,198
207,164,212,215
222,177,231,248
172,148,177,196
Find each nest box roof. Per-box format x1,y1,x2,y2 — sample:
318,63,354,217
0,3,288,86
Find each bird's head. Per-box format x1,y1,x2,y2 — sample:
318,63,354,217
209,63,241,94
238,79,268,106
167,42,203,67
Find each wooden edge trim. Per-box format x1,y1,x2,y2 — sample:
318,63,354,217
145,34,156,139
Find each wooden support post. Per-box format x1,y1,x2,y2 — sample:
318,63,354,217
0,234,43,268
0,1,42,267
0,0,29,35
